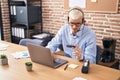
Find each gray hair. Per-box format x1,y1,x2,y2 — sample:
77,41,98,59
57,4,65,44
69,6,84,20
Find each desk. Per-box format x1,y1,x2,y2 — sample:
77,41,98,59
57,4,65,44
98,59,119,69
0,41,120,80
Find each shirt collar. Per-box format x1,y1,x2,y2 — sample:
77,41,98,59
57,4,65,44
69,25,84,37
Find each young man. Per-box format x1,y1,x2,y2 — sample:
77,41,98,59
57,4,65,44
46,6,96,63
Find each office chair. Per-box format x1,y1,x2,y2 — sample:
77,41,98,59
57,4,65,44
96,45,102,64
19,39,43,46
19,33,54,47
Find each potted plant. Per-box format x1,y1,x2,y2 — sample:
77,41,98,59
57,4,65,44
0,54,8,65
25,62,33,71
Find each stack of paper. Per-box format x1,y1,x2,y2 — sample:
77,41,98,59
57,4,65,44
0,43,9,52
12,51,29,59
0,43,9,48
32,33,50,39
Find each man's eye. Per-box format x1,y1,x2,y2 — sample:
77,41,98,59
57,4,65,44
76,23,81,25
70,23,81,24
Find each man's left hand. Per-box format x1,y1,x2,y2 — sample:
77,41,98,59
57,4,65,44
72,46,82,60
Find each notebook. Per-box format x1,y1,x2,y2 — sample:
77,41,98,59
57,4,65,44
27,44,68,68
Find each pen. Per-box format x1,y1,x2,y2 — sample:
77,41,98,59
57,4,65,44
64,64,68,70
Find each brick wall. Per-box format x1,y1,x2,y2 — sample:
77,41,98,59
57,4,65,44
0,0,120,55
42,0,67,33
42,0,120,55
0,0,11,42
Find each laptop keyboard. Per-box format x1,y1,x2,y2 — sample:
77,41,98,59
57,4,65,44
54,58,67,66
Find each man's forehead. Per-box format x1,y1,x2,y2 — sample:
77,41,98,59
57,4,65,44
69,17,82,23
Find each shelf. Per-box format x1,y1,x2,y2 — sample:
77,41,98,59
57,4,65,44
9,0,42,44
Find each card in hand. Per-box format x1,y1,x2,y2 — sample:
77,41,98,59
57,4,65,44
66,45,75,48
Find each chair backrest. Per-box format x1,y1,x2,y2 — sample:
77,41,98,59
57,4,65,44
19,33,54,47
19,39,43,46
96,45,102,64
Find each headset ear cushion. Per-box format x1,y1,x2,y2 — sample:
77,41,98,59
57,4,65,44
82,18,85,24
68,16,69,22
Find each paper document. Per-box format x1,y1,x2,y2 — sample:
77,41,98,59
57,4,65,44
69,0,86,8
32,33,50,39
0,43,9,48
73,77,87,80
12,51,29,59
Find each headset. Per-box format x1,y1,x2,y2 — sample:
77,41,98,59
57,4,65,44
68,7,85,24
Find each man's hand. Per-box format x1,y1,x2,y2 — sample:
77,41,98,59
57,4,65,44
72,46,82,61
51,53,56,61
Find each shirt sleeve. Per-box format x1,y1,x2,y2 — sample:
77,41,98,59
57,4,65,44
46,26,64,53
83,32,97,64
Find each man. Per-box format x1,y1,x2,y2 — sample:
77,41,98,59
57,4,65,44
46,6,96,63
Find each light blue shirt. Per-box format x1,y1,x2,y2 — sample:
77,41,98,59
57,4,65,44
46,24,96,63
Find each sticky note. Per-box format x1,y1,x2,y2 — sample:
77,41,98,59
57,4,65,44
68,64,79,69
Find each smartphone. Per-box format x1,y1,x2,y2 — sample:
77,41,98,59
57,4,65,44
66,45,75,48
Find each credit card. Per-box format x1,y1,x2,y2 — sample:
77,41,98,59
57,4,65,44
66,45,75,48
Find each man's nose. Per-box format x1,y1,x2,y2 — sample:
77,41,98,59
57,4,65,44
72,25,77,29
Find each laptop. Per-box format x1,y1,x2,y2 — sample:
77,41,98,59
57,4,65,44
27,44,68,68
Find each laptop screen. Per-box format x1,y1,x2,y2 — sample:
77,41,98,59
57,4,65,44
27,44,68,68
